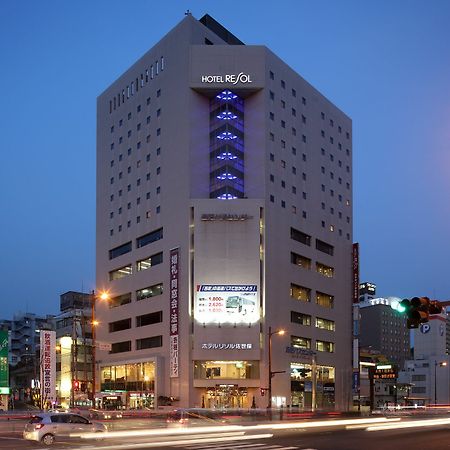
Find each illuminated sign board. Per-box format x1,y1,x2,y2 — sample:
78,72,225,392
195,285,258,324
373,364,397,380
169,248,180,378
201,343,253,350
40,330,56,405
0,330,8,389
201,73,253,84
201,214,253,221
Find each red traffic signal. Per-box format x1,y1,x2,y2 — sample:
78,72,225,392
73,380,79,391
429,301,443,315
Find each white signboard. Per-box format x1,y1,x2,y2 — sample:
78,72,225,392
195,285,258,324
40,330,56,406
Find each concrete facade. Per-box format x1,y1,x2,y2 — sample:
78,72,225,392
96,14,353,410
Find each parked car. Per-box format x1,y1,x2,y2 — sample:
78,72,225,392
23,413,107,445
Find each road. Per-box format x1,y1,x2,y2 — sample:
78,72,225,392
1,415,450,450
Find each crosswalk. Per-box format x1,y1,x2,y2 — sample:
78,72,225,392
174,441,314,450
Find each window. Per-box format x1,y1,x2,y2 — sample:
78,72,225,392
136,283,163,301
281,180,286,188
291,227,311,246
292,147,297,155
302,114,306,124
109,241,132,260
109,264,132,280
291,335,311,349
136,311,163,327
315,317,335,331
302,153,306,161
281,80,285,89
281,139,286,148
137,252,163,271
281,100,285,109
269,112,274,120
292,88,296,97
316,262,334,278
136,335,162,350
270,90,274,100
281,200,286,208
316,340,334,352
291,252,311,270
157,167,161,175
316,239,334,256
281,120,286,128
109,318,131,333
302,97,306,105
290,283,311,302
302,192,307,199
291,311,311,326
316,292,334,308
281,160,286,168
156,205,161,214
270,195,274,203
109,293,131,308
157,89,161,97
269,71,274,80
270,153,274,161
292,186,296,194
157,128,161,136
302,210,307,219
110,341,131,354
292,108,296,117
270,174,274,182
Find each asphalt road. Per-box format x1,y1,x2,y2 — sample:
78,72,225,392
1,416,450,450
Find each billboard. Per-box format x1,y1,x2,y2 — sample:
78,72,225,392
0,330,8,389
195,285,259,324
169,248,180,378
40,330,56,406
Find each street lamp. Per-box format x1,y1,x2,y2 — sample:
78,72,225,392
268,326,285,409
434,360,447,405
91,290,110,406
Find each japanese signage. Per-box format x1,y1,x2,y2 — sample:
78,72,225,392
201,343,252,350
169,248,180,378
372,365,397,380
286,346,316,358
201,214,253,221
40,330,56,405
0,330,8,388
195,285,259,324
352,243,359,304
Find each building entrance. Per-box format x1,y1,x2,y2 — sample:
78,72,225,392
205,385,248,409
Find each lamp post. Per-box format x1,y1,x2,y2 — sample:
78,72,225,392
267,326,285,409
434,360,447,405
91,291,109,407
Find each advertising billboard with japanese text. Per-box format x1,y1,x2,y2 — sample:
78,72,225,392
195,285,259,324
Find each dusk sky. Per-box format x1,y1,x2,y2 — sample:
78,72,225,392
1,1,449,319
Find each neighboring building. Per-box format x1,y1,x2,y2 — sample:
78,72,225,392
398,313,450,405
358,282,376,303
359,297,410,368
55,292,94,408
8,313,55,404
96,13,353,410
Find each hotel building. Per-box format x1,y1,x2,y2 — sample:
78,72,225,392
96,13,353,410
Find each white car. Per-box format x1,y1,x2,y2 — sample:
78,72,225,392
23,412,107,445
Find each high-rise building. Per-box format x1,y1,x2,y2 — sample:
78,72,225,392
359,297,410,367
96,13,353,411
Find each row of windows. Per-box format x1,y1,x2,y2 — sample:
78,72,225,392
109,57,164,113
268,85,351,140
290,284,334,308
109,229,163,260
109,252,163,280
109,311,163,333
290,228,334,256
110,128,161,150
109,284,164,309
291,311,335,331
110,335,163,353
110,167,160,185
110,107,162,134
111,148,161,167
291,335,335,353
291,252,334,278
109,208,160,235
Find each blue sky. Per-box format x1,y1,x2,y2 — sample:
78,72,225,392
1,0,449,318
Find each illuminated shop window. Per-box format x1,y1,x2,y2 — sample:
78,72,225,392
109,264,132,281
315,317,335,331
291,335,311,349
316,292,334,308
193,361,259,379
290,283,311,302
316,262,334,278
136,283,163,301
137,252,163,271
316,340,334,353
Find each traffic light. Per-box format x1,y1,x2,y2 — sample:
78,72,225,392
429,301,443,315
260,388,265,397
73,380,79,391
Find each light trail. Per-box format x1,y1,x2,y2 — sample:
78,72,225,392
71,432,274,450
76,416,400,441
366,416,450,432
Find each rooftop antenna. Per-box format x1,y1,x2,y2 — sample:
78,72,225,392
185,9,192,16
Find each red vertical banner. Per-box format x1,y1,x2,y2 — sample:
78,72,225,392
169,248,179,378
352,243,359,304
